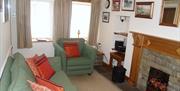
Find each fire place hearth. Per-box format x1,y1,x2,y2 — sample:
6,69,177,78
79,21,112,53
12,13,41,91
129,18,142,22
146,67,169,91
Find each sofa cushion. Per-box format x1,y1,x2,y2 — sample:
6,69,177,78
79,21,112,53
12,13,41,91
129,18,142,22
0,56,14,91
27,80,51,91
64,42,80,58
67,57,92,66
50,70,77,91
26,56,40,77
34,54,46,64
11,52,34,80
9,52,34,91
8,68,35,91
36,76,64,91
57,38,85,54
35,54,55,80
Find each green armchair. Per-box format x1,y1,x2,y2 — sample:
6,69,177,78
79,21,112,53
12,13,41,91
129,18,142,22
53,38,97,75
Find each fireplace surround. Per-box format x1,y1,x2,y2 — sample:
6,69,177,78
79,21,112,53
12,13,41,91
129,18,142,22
137,48,180,91
128,32,180,91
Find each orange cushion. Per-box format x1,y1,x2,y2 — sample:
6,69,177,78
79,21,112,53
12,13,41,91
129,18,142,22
35,54,55,80
64,42,80,58
36,76,64,91
27,80,51,91
26,55,41,77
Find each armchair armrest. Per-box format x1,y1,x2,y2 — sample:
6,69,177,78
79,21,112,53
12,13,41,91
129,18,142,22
82,44,97,62
53,43,66,71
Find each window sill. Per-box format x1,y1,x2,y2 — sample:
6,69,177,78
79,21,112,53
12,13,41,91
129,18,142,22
32,38,53,43
32,40,53,43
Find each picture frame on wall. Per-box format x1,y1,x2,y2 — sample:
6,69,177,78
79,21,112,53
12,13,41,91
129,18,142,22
102,12,110,23
135,2,154,19
112,0,120,11
122,0,135,11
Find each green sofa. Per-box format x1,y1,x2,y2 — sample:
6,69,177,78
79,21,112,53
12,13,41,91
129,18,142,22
54,38,97,75
0,52,77,91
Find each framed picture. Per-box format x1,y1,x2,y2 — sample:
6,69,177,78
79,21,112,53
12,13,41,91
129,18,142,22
135,2,154,19
102,12,110,23
122,0,135,11
112,0,120,11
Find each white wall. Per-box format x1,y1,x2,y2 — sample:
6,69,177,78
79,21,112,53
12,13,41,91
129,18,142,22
0,12,12,78
98,0,180,77
11,0,54,58
12,42,54,58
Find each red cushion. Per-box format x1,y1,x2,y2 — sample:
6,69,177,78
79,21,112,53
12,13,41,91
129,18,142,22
64,42,80,58
35,54,55,80
27,80,51,91
36,76,64,91
26,55,41,77
34,54,46,64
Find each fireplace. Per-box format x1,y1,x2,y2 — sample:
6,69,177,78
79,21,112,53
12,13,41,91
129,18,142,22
137,48,180,91
146,67,169,91
128,32,180,91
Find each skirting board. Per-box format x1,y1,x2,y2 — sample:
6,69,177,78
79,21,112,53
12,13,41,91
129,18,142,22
0,46,13,78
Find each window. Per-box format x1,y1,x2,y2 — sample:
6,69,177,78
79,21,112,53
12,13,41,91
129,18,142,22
31,0,54,41
70,2,91,41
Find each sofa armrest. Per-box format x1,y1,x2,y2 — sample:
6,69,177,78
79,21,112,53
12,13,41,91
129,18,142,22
53,43,66,71
48,57,62,72
82,44,97,62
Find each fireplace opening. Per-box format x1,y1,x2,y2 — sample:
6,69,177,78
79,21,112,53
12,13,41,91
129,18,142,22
146,67,170,91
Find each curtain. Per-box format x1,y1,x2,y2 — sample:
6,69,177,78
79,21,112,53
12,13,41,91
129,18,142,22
174,3,180,25
16,0,32,48
88,0,101,45
53,0,72,41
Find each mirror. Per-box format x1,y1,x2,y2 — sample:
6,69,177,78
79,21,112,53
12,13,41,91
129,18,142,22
160,0,180,27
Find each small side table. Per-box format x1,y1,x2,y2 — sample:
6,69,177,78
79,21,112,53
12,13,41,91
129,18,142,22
95,51,104,65
109,52,125,68
97,51,104,57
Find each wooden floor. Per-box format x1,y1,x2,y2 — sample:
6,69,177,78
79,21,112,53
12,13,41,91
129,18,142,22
94,64,140,91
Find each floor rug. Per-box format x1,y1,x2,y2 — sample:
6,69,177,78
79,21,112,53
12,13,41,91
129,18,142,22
69,71,122,91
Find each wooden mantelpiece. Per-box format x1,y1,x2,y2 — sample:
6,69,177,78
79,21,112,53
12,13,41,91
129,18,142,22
128,31,180,86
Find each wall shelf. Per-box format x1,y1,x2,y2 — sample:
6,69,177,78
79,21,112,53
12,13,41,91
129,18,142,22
114,32,128,37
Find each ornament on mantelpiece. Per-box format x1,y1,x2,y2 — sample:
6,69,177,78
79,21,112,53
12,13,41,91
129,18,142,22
77,30,80,38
